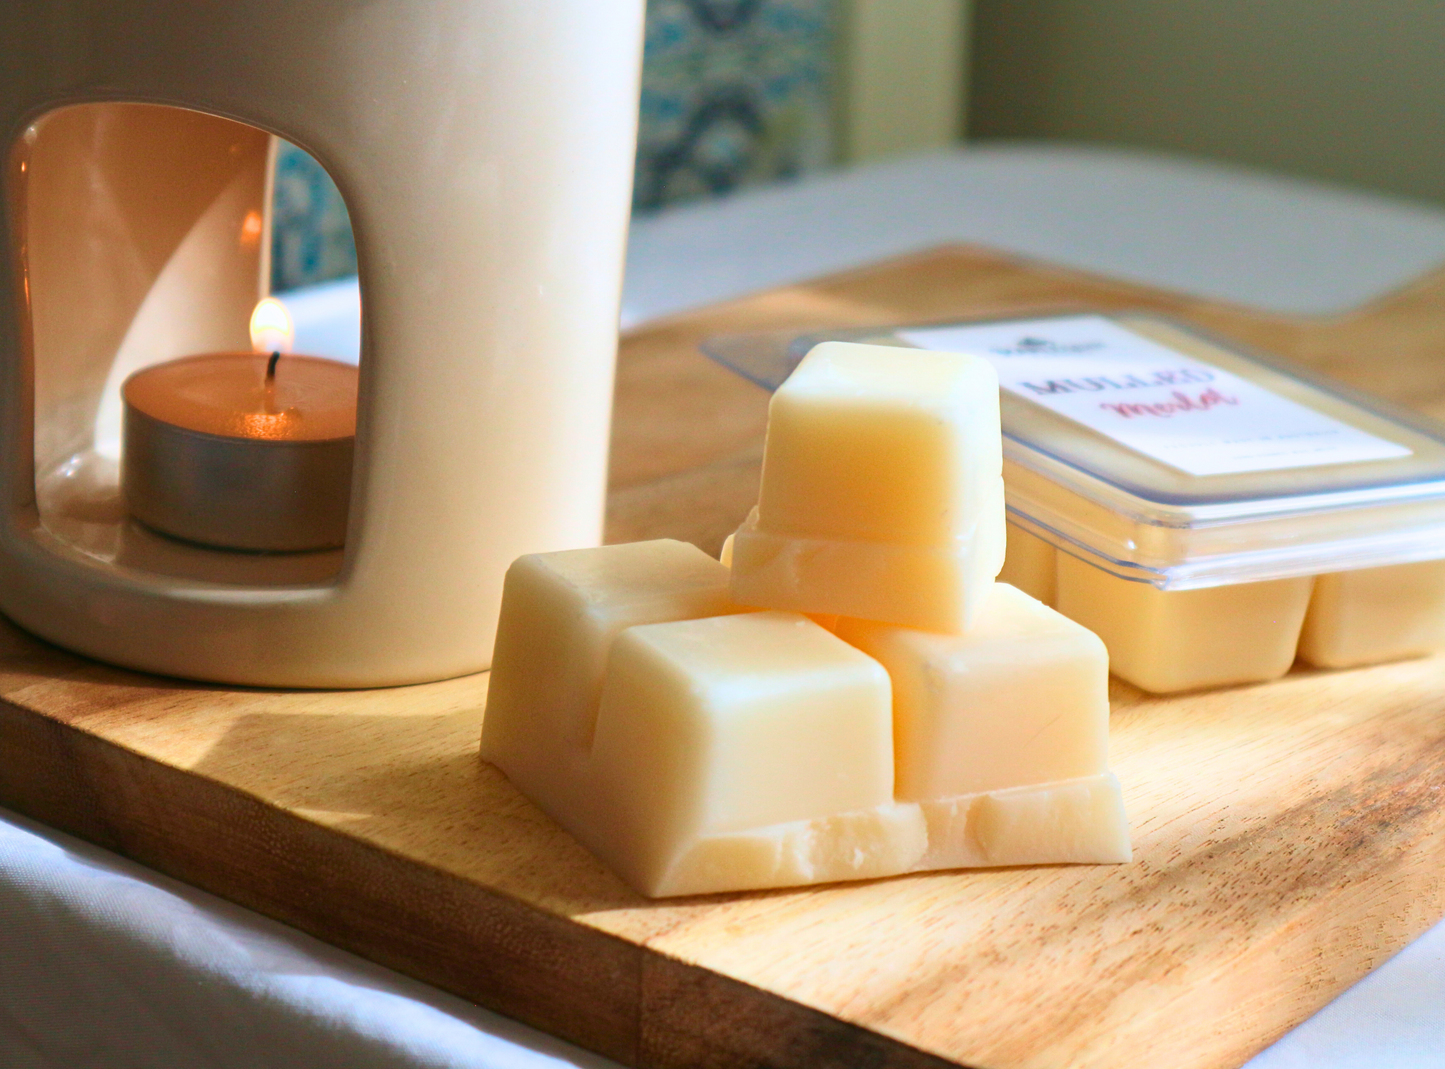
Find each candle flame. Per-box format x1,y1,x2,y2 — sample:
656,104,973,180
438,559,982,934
249,297,293,354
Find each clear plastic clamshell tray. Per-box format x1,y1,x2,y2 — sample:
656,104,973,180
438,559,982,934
703,312,1445,592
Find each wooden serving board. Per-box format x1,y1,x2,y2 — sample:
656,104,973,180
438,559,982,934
6,246,1445,1069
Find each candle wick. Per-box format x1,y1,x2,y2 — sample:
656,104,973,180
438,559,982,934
266,351,281,382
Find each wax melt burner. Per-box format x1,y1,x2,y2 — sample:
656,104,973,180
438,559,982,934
0,1,644,687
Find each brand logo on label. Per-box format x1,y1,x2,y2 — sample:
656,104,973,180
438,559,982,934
989,335,1107,356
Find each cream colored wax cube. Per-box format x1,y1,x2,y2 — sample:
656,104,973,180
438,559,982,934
836,583,1109,799
723,531,839,630
587,611,920,897
729,341,1006,633
1298,559,1445,668
480,539,741,822
836,583,1129,868
999,521,1057,606
1055,553,1313,693
961,776,1132,867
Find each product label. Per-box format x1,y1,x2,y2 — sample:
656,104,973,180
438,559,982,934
898,315,1410,476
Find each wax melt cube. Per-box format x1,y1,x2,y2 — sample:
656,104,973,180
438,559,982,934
837,583,1129,869
999,521,1057,606
729,341,1006,633
723,532,839,630
587,611,909,896
1055,553,1312,693
1298,559,1445,668
836,583,1109,800
481,539,741,819
962,774,1132,866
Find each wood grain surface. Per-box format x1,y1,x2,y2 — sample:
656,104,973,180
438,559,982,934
5,246,1445,1069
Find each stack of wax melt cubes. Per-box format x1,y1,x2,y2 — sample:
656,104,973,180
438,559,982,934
704,314,1445,694
481,341,1130,899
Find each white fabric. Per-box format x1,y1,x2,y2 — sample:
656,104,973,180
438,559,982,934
0,807,619,1069
622,142,1445,323
8,142,1445,1067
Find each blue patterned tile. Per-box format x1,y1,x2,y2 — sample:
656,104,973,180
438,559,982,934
635,0,837,211
270,140,358,294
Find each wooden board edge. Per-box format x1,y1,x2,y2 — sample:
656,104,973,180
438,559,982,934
0,694,968,1069
639,953,976,1069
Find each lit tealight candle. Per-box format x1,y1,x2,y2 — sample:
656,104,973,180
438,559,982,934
121,298,359,552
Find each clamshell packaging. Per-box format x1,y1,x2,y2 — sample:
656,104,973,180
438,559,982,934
703,313,1445,693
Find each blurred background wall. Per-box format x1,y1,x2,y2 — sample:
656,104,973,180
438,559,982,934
840,0,967,162
967,0,1445,208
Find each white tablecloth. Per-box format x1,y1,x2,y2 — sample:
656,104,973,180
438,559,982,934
6,142,1445,1069
0,808,618,1069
